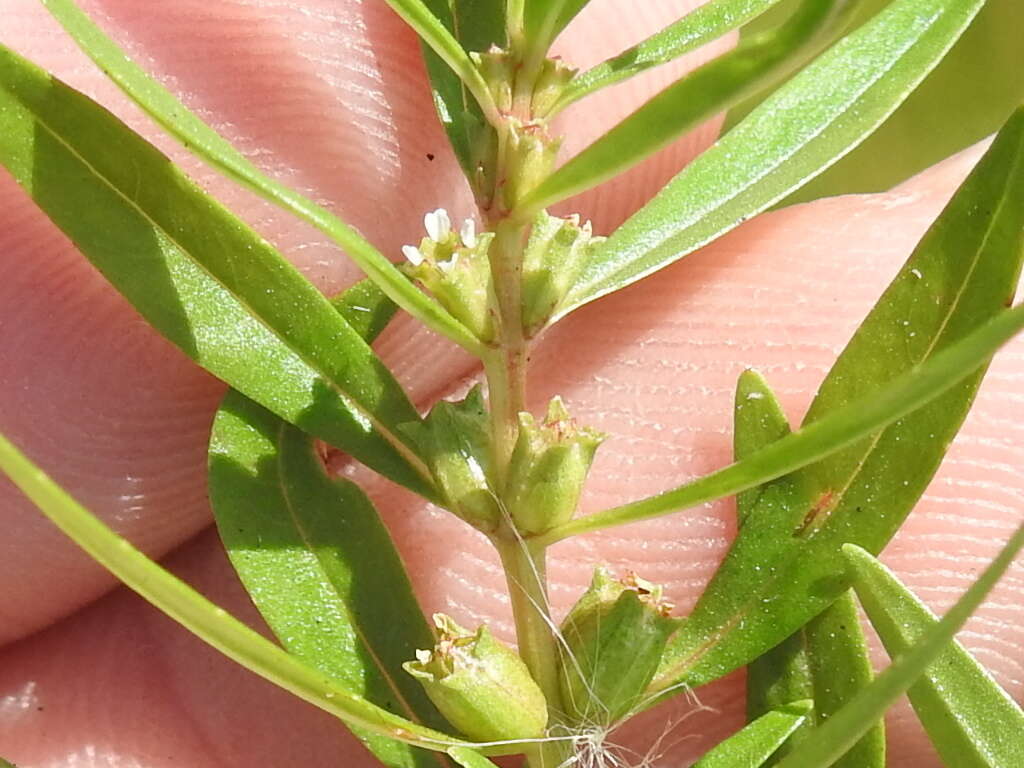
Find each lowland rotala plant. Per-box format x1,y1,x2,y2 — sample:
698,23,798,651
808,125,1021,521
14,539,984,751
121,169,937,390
0,0,1022,766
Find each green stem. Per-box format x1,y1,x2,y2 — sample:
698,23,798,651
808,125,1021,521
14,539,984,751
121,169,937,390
507,0,527,54
494,536,570,768
485,220,530,485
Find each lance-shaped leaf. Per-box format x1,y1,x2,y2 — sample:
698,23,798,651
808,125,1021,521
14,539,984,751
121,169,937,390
538,303,1024,549
737,372,883,767
38,0,481,353
553,0,987,320
209,281,440,768
691,700,812,768
646,105,1024,692
0,43,436,498
524,0,853,208
770,527,1024,768
0,433,477,755
209,391,449,768
847,545,1024,767
733,0,1024,203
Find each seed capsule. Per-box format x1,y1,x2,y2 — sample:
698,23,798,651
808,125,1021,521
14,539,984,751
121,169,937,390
558,569,681,725
404,614,549,742
504,397,604,535
521,212,604,337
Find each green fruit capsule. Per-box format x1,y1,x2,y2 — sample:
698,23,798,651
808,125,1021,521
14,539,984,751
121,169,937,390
404,614,549,743
504,397,604,535
559,569,682,726
521,212,604,337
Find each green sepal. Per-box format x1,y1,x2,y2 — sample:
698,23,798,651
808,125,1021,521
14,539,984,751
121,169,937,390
521,213,605,337
559,569,682,725
404,615,548,742
504,398,604,535
402,388,500,532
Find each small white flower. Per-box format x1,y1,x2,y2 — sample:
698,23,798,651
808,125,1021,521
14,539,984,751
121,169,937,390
437,253,459,274
424,208,451,242
460,219,478,249
402,244,425,266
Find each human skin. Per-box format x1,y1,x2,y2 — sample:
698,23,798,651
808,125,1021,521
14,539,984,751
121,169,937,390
0,1,1021,765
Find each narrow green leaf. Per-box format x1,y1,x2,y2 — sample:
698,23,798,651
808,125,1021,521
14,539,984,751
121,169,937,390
523,0,853,212
540,307,1024,549
554,0,987,320
691,700,812,768
770,527,1024,768
734,0,1024,203
0,433,477,755
0,43,436,498
736,373,884,767
39,0,482,353
447,746,501,768
381,0,499,128
559,0,784,108
647,106,1024,691
848,546,1024,767
209,391,448,768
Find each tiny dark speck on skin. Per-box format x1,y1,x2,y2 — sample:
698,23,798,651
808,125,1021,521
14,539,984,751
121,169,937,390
426,153,435,161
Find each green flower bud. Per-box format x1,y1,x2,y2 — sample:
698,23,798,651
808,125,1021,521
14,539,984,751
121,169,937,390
504,397,604,535
472,46,515,115
500,118,561,211
521,212,604,337
404,614,549,742
559,569,681,726
401,388,500,532
530,57,577,119
402,209,497,343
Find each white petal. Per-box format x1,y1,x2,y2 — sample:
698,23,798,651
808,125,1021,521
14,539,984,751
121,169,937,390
424,208,451,241
460,219,478,248
401,245,425,266
437,253,459,274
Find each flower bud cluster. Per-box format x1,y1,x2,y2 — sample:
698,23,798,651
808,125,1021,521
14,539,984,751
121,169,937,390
558,569,681,726
471,47,576,211
404,614,548,742
402,209,496,342
522,212,604,336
